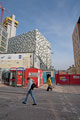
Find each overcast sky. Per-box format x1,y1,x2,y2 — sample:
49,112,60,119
2,0,80,70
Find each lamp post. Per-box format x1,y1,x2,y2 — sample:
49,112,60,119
33,50,35,68
51,52,54,70
46,52,53,70
46,54,47,70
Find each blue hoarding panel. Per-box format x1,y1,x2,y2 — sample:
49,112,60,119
51,77,55,83
43,72,47,83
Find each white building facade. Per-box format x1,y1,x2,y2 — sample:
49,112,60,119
7,29,52,70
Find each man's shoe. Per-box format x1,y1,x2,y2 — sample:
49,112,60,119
32,104,37,105
22,102,26,104
47,89,49,91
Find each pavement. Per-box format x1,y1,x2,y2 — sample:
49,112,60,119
0,83,80,120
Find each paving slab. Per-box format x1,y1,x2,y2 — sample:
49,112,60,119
0,84,80,120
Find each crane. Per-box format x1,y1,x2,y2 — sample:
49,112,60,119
0,3,11,23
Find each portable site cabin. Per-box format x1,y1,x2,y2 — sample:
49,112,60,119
24,68,43,87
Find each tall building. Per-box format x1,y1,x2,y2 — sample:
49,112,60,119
0,23,8,53
7,29,52,70
3,14,18,39
72,17,80,74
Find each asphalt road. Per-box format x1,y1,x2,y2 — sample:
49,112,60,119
0,85,80,120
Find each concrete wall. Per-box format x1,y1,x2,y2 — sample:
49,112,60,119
0,53,40,69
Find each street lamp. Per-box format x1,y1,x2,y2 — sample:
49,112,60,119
46,52,53,70
51,52,54,70
33,50,35,68
46,53,47,70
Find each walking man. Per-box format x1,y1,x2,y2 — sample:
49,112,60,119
22,77,37,105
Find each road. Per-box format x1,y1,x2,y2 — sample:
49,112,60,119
0,84,80,120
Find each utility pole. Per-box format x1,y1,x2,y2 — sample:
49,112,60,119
46,53,48,70
51,52,53,69
33,51,35,68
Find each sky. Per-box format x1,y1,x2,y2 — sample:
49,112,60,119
1,0,80,70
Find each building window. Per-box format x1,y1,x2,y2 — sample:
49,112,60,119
77,61,78,65
74,47,77,51
19,55,22,59
2,36,7,42
77,35,78,41
2,31,7,37
79,51,80,56
76,28,78,34
77,43,79,48
0,47,6,52
8,55,11,59
0,28,2,32
1,41,6,47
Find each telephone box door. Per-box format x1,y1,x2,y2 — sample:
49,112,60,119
17,71,23,86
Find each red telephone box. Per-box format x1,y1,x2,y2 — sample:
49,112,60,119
9,67,17,86
24,68,43,87
16,71,23,86
9,67,25,86
16,67,25,86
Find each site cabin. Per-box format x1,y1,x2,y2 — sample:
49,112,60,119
24,68,43,87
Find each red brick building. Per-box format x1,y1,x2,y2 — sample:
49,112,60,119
72,17,80,74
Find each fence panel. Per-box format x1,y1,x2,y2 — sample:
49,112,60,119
70,75,80,85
